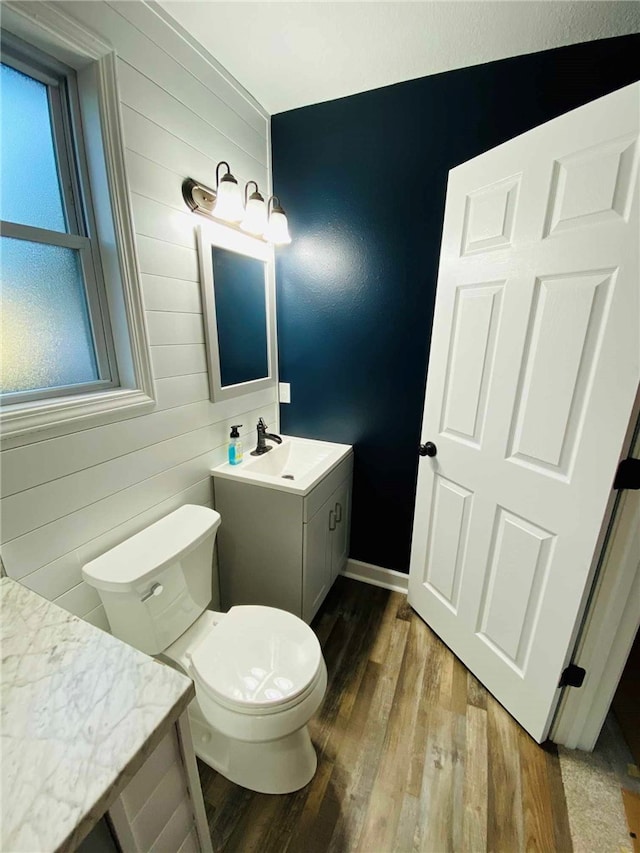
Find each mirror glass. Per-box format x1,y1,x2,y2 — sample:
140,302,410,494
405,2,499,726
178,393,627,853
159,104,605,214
197,225,275,403
212,248,268,386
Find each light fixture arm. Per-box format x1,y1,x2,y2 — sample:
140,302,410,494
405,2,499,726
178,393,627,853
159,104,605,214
268,195,284,215
215,160,232,187
245,180,260,205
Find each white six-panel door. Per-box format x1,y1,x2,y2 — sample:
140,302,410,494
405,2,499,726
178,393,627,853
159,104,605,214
408,83,639,742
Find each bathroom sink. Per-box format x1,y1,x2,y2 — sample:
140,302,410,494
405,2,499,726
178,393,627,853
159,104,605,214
244,440,333,477
211,435,352,495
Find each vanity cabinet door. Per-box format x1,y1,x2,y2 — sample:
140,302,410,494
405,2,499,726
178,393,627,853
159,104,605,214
302,476,353,623
330,478,351,582
108,716,211,853
302,499,333,623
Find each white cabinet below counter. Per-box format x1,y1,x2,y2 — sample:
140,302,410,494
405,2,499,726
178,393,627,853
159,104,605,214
213,451,353,623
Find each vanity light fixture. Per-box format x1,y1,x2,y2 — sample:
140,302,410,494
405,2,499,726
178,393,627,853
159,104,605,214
182,162,292,246
240,181,268,236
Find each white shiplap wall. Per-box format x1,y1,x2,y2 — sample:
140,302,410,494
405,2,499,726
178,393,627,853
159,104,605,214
0,0,278,630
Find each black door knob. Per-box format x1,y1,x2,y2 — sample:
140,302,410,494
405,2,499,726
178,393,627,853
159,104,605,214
419,441,437,458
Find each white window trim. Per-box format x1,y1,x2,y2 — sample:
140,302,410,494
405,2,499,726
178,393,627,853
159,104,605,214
1,1,155,447
2,37,120,406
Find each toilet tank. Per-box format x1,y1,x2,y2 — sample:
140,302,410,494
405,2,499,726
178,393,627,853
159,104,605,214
82,505,221,655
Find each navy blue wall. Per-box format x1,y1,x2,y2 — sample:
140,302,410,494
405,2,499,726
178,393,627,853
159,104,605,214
272,35,640,574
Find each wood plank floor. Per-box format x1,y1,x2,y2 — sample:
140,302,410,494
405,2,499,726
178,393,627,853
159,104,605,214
197,578,573,852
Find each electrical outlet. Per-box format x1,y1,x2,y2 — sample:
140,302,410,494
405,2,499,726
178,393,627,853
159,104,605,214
279,382,291,404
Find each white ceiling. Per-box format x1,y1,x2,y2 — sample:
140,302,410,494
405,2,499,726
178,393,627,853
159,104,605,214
160,2,640,115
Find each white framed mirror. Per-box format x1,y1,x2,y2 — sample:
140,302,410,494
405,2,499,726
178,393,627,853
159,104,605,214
196,224,277,402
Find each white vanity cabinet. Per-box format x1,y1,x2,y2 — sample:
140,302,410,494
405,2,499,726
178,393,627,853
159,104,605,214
213,451,352,623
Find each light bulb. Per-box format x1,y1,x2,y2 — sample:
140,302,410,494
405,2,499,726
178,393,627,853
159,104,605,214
214,173,245,223
240,193,268,235
266,209,291,245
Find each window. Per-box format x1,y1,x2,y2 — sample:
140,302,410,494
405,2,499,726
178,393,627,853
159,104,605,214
0,5,154,442
1,36,117,404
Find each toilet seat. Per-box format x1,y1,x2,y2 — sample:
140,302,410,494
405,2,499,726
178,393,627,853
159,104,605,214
189,605,323,715
193,662,324,716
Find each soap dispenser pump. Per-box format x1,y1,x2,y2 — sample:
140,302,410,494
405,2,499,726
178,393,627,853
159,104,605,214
228,425,243,465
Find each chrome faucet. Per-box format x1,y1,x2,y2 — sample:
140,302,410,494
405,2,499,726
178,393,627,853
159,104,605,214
251,417,283,455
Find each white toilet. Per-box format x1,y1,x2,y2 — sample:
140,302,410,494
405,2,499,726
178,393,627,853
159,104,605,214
82,504,327,794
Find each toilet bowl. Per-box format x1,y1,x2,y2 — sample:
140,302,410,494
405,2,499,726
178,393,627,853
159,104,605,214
164,606,327,792
82,505,327,794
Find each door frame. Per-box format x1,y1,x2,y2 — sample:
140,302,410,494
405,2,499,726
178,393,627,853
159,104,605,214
551,398,640,750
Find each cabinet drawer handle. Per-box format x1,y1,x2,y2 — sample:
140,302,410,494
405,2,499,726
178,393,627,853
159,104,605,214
335,502,342,523
329,509,336,531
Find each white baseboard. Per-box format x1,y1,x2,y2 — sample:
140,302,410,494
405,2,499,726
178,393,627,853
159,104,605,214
341,559,409,594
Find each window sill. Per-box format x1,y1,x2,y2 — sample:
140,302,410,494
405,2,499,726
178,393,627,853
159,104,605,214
0,387,156,448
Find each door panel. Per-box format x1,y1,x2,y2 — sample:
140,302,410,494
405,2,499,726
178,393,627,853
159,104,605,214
544,134,638,235
441,283,503,444
508,270,614,473
423,475,472,612
476,508,553,670
409,83,640,741
461,175,520,255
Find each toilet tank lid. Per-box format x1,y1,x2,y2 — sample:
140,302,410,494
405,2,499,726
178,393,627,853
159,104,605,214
82,505,221,592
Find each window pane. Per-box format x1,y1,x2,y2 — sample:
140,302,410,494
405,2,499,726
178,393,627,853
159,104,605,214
0,63,67,232
1,237,99,395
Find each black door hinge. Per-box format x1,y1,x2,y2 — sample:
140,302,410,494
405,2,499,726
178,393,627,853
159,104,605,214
559,664,586,688
614,458,640,490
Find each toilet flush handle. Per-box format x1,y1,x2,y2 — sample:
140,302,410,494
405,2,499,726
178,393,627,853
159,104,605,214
141,582,164,602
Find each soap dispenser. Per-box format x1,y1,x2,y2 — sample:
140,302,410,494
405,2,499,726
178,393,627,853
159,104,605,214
228,425,243,465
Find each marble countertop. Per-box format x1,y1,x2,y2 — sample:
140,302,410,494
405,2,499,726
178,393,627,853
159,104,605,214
0,577,195,853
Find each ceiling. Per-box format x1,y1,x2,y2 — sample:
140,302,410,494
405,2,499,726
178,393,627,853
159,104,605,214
159,1,639,115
